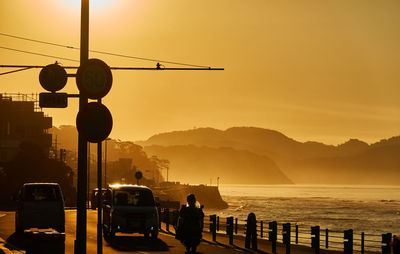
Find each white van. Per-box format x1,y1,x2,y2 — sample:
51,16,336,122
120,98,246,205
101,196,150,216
15,183,65,234
103,185,159,241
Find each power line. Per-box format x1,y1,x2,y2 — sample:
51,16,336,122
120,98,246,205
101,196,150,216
0,67,33,76
89,50,208,68
0,33,77,50
0,32,210,68
0,64,223,76
0,46,79,62
0,64,223,71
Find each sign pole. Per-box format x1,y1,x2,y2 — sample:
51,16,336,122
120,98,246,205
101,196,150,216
75,0,89,253
97,99,103,254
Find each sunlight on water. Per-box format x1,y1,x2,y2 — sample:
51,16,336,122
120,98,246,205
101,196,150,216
219,184,400,201
205,184,400,236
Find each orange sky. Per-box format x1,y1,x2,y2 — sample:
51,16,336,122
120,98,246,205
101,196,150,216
1,0,399,145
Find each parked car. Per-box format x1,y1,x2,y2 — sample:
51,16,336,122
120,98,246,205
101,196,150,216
15,183,65,234
103,184,159,241
90,188,108,210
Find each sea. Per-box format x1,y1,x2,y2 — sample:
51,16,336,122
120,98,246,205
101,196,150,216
204,184,400,237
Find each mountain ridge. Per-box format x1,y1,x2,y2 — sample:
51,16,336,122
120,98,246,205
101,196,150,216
50,125,400,185
138,126,400,185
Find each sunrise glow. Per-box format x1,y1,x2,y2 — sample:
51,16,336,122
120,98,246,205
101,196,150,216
60,0,115,11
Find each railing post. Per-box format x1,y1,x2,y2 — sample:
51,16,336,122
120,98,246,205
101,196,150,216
210,214,217,242
283,223,291,254
269,221,277,254
165,208,170,232
260,221,263,238
381,233,392,254
326,229,329,249
344,229,353,254
393,235,399,254
226,216,234,245
217,216,220,232
311,226,320,254
235,218,238,235
361,232,364,254
209,215,212,232
295,225,299,244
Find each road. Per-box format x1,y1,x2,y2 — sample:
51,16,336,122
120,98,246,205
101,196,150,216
0,210,249,254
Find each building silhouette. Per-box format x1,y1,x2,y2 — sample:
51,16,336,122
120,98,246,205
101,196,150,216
0,93,52,163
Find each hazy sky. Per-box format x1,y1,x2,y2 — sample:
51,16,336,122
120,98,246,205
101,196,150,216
1,0,399,145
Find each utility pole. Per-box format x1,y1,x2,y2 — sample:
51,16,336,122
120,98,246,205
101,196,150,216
104,138,108,187
55,135,58,159
87,143,90,208
75,0,89,253
97,110,103,254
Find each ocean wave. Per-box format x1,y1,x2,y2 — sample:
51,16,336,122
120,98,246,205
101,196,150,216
215,185,400,236
379,199,399,203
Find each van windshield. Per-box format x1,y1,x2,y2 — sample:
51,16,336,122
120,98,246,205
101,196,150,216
113,189,155,207
23,185,61,201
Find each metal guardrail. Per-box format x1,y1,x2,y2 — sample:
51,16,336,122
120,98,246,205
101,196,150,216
159,208,399,254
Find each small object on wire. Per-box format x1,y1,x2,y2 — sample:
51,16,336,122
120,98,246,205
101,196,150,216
156,63,165,70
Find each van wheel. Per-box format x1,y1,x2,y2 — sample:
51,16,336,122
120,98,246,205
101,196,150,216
151,230,158,239
103,229,115,243
15,220,23,236
15,225,24,236
56,225,65,233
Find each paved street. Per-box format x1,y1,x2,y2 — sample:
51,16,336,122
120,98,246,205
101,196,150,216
0,210,251,254
0,210,343,254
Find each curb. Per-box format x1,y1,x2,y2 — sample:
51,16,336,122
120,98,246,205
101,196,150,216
0,237,11,254
0,237,24,254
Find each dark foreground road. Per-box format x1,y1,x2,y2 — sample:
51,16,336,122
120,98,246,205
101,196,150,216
1,210,344,254
0,210,251,254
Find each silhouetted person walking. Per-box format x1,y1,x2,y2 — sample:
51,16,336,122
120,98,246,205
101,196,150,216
176,194,204,253
245,212,257,249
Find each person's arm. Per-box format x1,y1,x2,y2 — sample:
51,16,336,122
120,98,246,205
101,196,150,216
179,204,186,217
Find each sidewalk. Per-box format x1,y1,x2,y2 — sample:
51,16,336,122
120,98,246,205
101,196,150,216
0,222,344,254
0,236,24,254
161,223,342,254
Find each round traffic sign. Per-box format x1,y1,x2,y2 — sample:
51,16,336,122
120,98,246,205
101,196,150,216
39,64,68,92
135,171,143,180
76,59,112,99
76,102,113,143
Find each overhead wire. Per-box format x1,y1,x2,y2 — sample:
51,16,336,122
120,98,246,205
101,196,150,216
0,32,209,68
0,46,79,63
0,67,33,76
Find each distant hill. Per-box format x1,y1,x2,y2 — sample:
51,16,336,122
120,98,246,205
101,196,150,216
289,145,400,185
50,126,293,185
144,145,293,185
138,127,400,185
138,127,371,160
